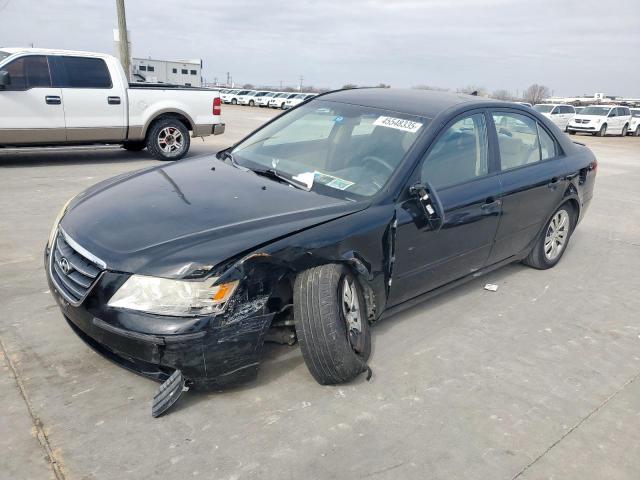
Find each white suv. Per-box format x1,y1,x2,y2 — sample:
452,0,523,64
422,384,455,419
221,89,241,104
627,108,640,136
284,93,316,109
533,104,575,131
269,93,297,109
567,105,632,136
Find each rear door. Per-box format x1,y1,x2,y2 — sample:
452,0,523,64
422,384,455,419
0,54,66,144
389,110,502,306
488,109,568,263
50,55,126,142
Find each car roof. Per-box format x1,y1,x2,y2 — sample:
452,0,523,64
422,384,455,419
319,88,493,119
1,47,113,59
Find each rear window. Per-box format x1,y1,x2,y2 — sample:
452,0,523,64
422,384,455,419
57,56,112,88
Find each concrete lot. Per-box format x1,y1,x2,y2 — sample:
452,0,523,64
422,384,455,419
1,105,639,480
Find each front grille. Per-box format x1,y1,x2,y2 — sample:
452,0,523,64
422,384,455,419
49,230,104,305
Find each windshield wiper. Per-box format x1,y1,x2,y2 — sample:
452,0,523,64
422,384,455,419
216,150,248,171
251,168,311,191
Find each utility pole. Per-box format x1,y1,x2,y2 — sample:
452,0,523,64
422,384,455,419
298,75,303,92
226,71,230,86
116,0,130,80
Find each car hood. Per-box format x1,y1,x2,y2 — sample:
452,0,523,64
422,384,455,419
60,156,368,278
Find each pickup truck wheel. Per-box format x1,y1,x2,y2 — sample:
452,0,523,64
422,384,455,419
294,264,371,385
122,141,146,152
523,203,575,270
146,118,190,161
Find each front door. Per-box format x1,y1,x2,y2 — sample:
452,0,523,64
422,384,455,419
50,55,126,142
389,111,502,306
0,55,66,144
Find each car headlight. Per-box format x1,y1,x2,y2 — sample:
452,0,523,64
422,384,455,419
107,274,239,317
47,195,75,249
595,119,601,123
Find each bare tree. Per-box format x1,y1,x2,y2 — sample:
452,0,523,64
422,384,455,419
377,83,391,88
242,83,255,89
491,89,513,101
342,84,358,89
523,84,551,105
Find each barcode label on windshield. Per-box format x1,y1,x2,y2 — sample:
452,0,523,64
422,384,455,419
373,116,423,133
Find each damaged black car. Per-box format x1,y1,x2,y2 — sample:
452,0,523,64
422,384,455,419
45,88,597,416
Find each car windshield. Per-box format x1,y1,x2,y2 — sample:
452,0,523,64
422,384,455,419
231,100,427,199
0,50,10,62
294,94,306,99
581,106,611,116
632,109,640,118
533,105,554,113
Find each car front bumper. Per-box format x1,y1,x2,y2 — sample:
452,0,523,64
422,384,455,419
567,124,597,131
45,247,275,389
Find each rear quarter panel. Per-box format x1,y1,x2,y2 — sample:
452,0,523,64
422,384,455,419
127,88,220,139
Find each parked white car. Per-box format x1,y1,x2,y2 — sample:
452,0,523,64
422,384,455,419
256,91,279,107
567,105,632,136
533,104,575,131
221,89,240,104
283,93,316,109
235,90,258,106
627,108,640,136
244,91,271,107
0,48,224,160
269,93,297,109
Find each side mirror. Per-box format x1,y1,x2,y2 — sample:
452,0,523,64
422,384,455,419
409,182,445,231
0,70,10,89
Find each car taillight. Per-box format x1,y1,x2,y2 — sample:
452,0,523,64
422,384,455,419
591,158,598,174
213,97,222,116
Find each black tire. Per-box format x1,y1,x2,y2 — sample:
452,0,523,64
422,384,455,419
231,99,237,105
568,130,576,135
249,100,255,107
620,124,628,137
635,126,640,137
145,118,190,161
294,264,371,385
523,203,575,270
281,102,286,109
597,124,607,137
122,141,146,151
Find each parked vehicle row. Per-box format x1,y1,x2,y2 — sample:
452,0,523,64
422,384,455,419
219,88,317,109
530,103,638,137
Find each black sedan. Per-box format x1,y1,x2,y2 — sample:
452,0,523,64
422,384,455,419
45,88,597,416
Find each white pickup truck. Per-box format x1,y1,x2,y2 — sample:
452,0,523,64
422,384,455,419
0,48,225,160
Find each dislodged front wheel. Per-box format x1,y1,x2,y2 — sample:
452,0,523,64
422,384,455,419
294,264,371,385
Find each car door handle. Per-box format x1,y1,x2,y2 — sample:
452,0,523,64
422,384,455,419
107,96,121,105
481,197,502,214
547,177,560,190
45,95,61,105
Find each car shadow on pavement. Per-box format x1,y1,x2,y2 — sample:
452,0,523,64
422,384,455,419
0,147,157,167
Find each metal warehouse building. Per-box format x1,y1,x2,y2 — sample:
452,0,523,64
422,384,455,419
131,57,203,87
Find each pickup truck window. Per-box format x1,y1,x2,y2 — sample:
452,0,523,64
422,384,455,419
56,56,112,89
0,55,52,90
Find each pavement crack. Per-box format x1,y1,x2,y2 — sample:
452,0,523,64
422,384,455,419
361,461,405,478
0,336,66,480
511,369,640,479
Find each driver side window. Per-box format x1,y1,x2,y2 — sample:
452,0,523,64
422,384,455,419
420,113,489,189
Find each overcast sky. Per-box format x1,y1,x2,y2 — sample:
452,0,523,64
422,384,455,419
1,0,639,96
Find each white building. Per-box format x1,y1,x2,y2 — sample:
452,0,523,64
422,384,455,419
131,57,203,87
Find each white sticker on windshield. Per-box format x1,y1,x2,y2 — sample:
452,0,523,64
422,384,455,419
373,116,423,133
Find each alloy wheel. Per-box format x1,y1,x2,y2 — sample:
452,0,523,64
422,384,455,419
544,209,570,261
341,276,364,354
157,127,184,156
